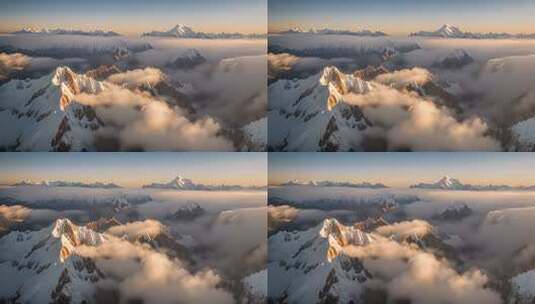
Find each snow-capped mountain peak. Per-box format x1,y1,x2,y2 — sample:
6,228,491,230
410,24,464,38
278,27,388,37
268,218,376,303
282,179,304,186
12,179,121,188
268,66,376,151
143,175,263,191
0,219,107,303
142,24,264,39
286,27,304,33
49,65,105,110
167,24,195,37
410,24,535,39
0,66,107,151
169,175,196,189
12,27,120,36
410,176,466,190
437,24,463,37
319,66,373,110
437,175,461,187
50,219,106,262
319,218,375,261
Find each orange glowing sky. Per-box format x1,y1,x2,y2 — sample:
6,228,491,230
0,153,267,188
269,0,535,35
0,0,267,36
269,153,535,188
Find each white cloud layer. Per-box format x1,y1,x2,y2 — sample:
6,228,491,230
77,234,234,304
343,220,501,304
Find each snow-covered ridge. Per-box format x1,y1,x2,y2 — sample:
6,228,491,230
242,269,267,303
242,117,267,151
319,218,375,261
142,175,265,191
511,269,535,304
410,24,535,39
320,66,374,110
50,219,106,261
268,217,462,303
268,218,377,303
267,65,386,151
12,27,120,37
511,117,535,151
278,27,388,37
410,176,535,191
0,63,241,152
142,24,266,39
280,179,388,189
13,179,121,188
0,66,108,151
0,218,107,303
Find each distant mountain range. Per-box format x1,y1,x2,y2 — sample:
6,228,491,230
410,176,535,191
12,27,120,37
410,24,535,39
12,180,121,189
278,27,388,37
275,175,535,191
10,25,267,39
280,179,388,189
142,175,265,191
142,24,266,39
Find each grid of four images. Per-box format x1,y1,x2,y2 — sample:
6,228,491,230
2,0,535,303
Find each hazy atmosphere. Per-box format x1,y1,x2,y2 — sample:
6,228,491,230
3,0,535,303
268,0,535,151
268,153,535,304
0,153,267,303
0,0,267,152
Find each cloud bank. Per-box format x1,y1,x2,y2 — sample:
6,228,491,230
0,53,30,80
75,81,234,151
344,221,501,304
343,69,500,151
77,235,234,304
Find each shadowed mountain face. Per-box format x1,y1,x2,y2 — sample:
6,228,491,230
0,219,107,303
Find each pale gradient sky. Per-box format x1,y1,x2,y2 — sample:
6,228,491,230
0,0,267,36
269,153,535,187
269,0,535,35
0,153,267,188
